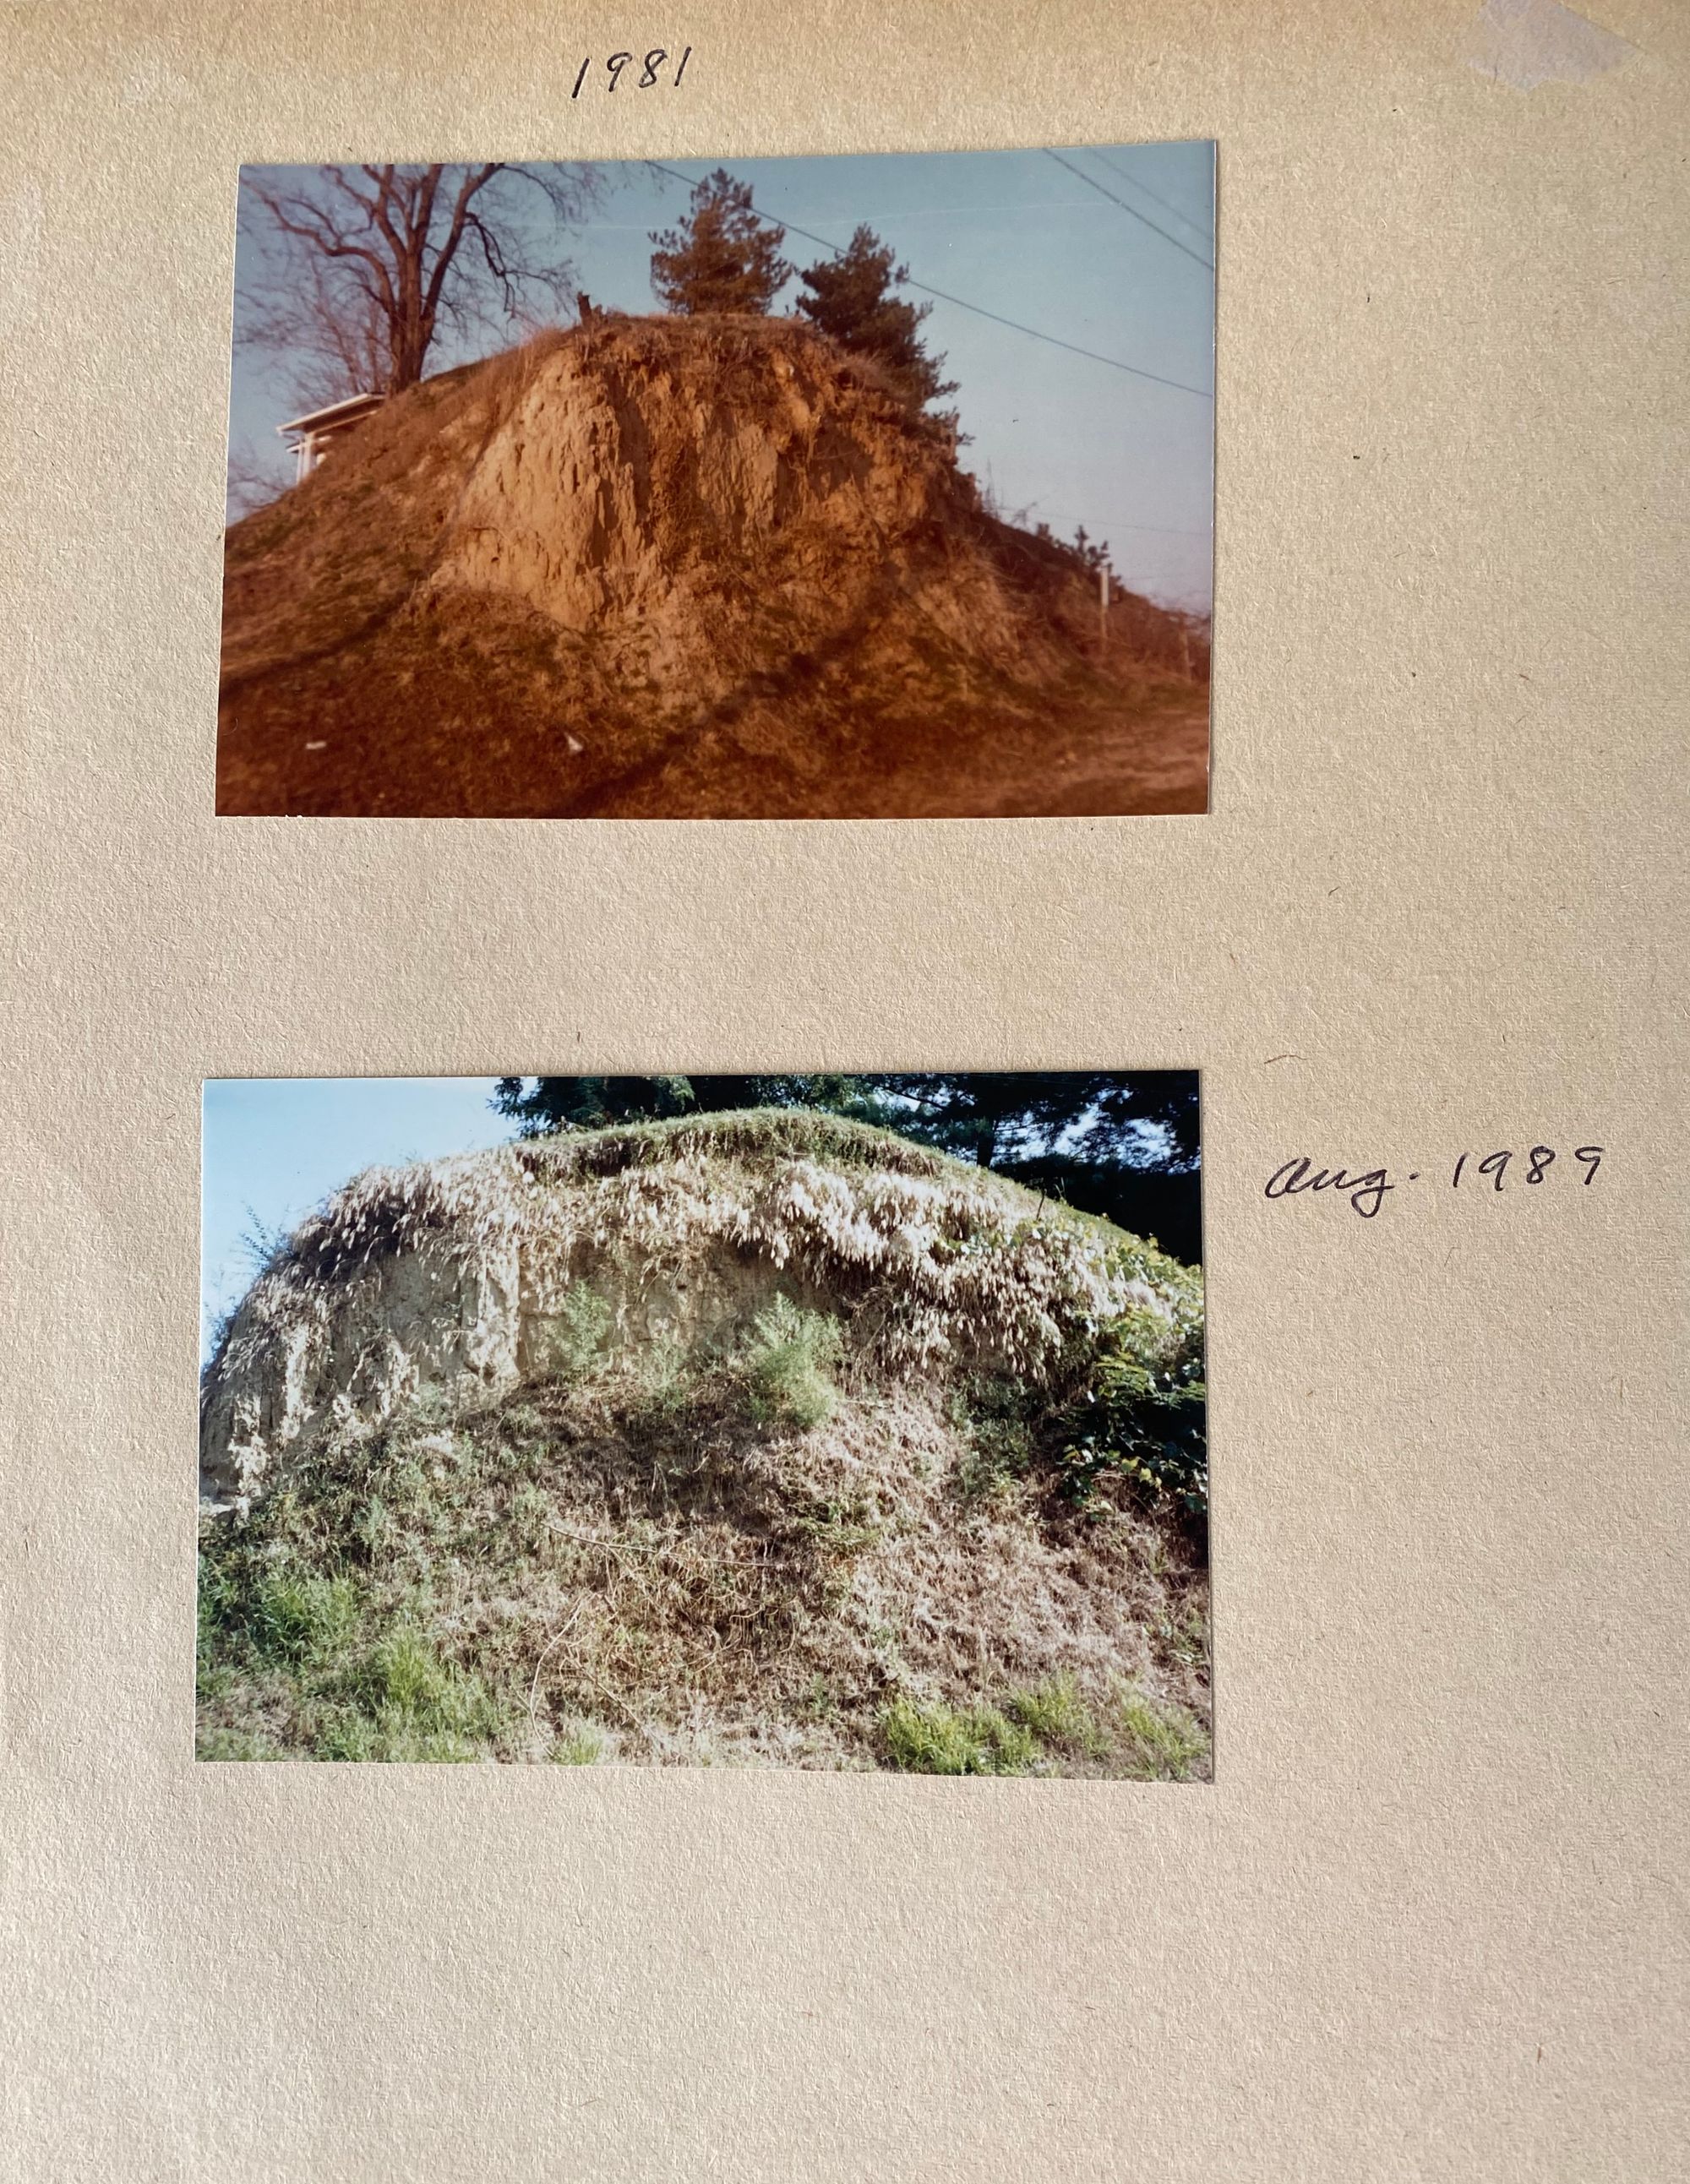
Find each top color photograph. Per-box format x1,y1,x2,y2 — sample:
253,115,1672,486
216,145,1215,819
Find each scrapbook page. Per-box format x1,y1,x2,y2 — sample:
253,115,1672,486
1,3,1683,2179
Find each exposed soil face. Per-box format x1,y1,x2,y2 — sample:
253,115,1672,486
217,317,1209,818
199,1110,1189,1513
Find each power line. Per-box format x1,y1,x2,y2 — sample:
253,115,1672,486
646,160,1213,401
1085,146,1214,242
1043,150,1214,272
1012,502,1210,541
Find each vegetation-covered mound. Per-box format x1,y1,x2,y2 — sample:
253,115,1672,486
217,315,1208,818
199,1111,1208,1773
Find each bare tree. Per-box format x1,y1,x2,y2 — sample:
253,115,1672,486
224,436,286,520
237,162,603,404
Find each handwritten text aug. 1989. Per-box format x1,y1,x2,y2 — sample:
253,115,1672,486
1264,1145,1606,1219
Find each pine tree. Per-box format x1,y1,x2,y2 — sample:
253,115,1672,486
854,1073,1198,1174
649,169,792,316
795,226,958,419
491,1075,869,1137
491,1076,695,1135
489,1072,1202,1262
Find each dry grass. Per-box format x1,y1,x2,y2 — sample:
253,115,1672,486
205,1109,1201,1462
199,1355,1210,1773
199,1111,1208,1771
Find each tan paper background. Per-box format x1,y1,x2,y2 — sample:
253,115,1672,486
2,1,1685,2175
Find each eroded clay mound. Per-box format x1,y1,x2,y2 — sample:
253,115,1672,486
216,316,1210,818
426,319,1034,704
199,1113,1184,1513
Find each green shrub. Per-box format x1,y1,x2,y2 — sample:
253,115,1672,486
630,1331,695,1422
542,1283,613,1381
880,1694,1037,1776
352,1493,395,1556
950,1375,1035,1505
509,1480,553,1554
742,1299,842,1430
1057,1310,1208,1520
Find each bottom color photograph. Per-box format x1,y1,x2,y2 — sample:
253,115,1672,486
198,1072,1208,1773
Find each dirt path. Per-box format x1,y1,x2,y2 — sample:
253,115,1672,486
902,693,1209,819
571,689,1210,820
219,673,1210,820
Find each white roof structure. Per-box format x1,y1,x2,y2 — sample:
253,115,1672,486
278,391,386,484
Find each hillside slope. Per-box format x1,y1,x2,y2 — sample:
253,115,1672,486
217,317,1208,817
199,1112,1210,1772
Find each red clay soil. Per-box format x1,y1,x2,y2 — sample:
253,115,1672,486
217,317,1209,820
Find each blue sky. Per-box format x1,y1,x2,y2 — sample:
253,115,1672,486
229,143,1215,608
201,1077,512,1358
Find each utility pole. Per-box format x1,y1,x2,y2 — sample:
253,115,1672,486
1098,564,1109,656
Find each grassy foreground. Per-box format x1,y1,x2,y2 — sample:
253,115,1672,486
199,1308,1209,1773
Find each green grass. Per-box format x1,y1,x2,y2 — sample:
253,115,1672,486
1115,1690,1210,1781
248,1570,362,1665
788,1491,881,1556
549,1724,605,1766
196,1508,531,1763
199,1270,1210,1771
295,1626,515,1762
197,1725,284,1762
881,1677,1210,1781
880,1695,1038,1776
302,1628,511,1762
1005,1673,1109,1758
